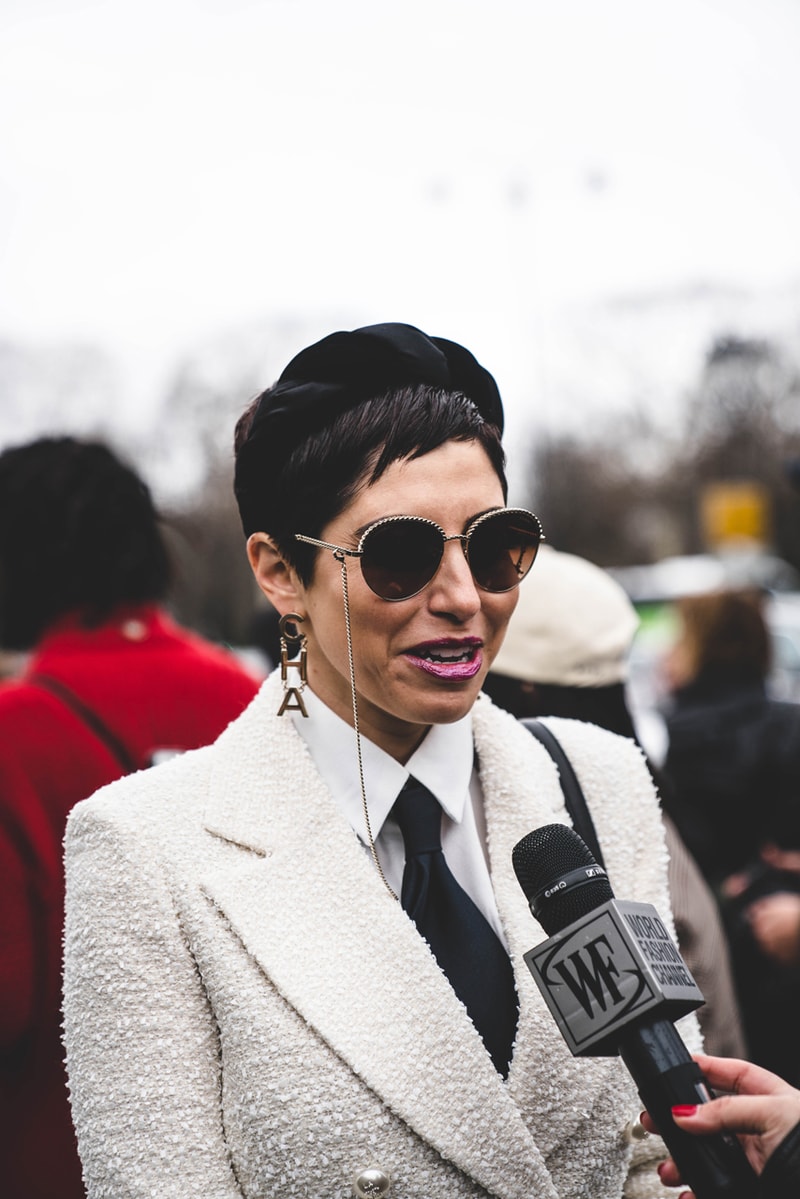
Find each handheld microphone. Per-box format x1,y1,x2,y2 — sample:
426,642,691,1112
513,824,759,1199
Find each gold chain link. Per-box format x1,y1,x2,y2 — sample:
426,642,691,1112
335,550,399,901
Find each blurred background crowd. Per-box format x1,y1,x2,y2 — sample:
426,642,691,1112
4,0,799,662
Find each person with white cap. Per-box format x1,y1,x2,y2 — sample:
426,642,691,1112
483,543,748,1061
483,543,640,720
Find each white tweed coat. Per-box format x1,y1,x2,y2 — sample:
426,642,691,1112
63,674,696,1198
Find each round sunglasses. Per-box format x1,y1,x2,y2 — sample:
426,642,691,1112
295,507,543,601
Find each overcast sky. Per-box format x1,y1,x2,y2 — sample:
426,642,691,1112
2,0,799,465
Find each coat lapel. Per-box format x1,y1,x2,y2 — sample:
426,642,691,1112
200,680,559,1199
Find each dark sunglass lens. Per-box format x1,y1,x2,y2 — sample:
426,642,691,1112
469,511,541,592
360,520,443,600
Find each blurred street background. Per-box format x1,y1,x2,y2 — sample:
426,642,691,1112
2,0,799,695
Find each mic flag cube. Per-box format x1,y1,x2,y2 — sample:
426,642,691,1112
523,898,704,1056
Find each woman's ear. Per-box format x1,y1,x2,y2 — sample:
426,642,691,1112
246,533,304,613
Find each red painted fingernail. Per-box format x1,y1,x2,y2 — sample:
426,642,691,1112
672,1104,698,1117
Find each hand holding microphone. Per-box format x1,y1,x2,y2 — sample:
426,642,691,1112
641,1053,800,1194
512,824,760,1199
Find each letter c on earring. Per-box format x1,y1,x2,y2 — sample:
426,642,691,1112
277,613,309,717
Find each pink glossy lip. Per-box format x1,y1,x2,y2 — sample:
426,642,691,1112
404,638,484,680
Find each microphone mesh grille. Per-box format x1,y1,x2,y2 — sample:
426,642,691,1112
512,823,614,935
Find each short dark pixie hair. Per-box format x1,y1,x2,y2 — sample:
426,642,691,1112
235,383,506,584
0,436,170,649
233,322,508,584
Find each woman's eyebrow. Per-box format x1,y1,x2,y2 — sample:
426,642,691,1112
352,515,412,538
460,506,506,532
351,507,505,539
352,513,449,538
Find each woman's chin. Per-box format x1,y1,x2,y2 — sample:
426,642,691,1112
394,679,485,728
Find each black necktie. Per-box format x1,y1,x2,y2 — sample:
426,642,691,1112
392,776,518,1076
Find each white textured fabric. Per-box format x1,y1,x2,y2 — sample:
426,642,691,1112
492,545,640,686
63,673,697,1198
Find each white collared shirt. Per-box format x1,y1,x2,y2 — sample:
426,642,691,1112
291,688,508,946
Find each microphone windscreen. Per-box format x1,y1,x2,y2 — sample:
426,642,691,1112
512,824,614,934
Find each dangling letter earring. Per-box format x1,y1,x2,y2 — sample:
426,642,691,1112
277,613,309,717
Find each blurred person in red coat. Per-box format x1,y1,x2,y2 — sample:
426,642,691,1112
0,436,261,1199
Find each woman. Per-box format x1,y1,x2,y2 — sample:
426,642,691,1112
642,1054,800,1198
64,323,692,1197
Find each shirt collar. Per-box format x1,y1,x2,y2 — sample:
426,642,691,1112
291,686,475,845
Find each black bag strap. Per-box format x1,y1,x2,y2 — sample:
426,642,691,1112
522,717,606,869
29,674,139,775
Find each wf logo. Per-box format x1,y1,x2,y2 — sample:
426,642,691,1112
541,925,649,1031
552,934,626,1016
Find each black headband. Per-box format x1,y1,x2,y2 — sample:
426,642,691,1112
234,322,504,535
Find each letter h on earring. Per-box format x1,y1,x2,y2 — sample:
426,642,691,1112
277,613,308,717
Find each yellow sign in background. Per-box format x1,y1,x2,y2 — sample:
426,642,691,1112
700,481,771,548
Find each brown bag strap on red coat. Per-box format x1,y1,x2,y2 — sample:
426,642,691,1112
29,673,140,774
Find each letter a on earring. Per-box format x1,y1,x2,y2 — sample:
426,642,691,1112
277,613,309,717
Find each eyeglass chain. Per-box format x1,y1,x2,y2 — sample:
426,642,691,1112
334,549,399,902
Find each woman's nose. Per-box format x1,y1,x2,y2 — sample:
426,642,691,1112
427,540,482,617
